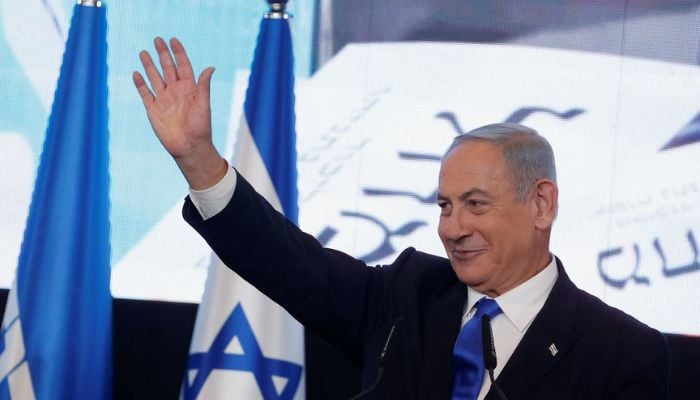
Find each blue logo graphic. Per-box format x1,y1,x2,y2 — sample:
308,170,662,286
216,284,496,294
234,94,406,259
660,112,700,151
183,304,302,400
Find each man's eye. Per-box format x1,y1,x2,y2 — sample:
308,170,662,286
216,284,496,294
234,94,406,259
468,200,485,207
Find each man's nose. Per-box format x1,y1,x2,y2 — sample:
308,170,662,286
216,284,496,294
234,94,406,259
439,209,472,242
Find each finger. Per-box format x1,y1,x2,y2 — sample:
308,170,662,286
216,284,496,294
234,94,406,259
154,36,179,83
196,67,215,108
132,71,155,104
170,37,195,81
139,50,165,92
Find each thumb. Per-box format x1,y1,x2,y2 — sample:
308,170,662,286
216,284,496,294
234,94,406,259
196,66,215,107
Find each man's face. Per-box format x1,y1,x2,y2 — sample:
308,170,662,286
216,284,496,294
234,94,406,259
437,140,545,296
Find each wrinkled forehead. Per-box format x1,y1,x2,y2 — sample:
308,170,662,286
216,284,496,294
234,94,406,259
439,141,528,203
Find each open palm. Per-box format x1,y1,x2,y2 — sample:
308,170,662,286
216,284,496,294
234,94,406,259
134,37,227,189
133,37,215,160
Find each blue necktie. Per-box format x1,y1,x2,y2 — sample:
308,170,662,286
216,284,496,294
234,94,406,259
452,298,503,400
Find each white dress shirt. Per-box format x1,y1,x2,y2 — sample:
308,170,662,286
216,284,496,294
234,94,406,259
189,166,560,399
464,258,558,400
189,165,238,219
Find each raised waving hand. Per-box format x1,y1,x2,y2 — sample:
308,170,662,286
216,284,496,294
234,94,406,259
133,37,227,189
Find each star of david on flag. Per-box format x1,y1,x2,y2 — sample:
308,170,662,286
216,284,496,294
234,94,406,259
184,305,302,399
182,1,305,399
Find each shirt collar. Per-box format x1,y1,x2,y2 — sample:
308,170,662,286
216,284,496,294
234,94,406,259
464,255,558,331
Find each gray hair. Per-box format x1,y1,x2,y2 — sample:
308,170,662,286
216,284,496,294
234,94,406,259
444,123,557,202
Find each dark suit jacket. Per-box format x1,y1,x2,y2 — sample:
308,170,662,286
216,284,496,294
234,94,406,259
183,173,670,399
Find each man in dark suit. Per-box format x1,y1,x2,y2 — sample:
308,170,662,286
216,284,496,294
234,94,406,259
134,37,670,399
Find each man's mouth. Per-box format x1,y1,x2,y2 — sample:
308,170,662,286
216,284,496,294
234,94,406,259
450,248,486,261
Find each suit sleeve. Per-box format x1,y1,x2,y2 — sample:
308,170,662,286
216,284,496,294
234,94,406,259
182,172,388,365
607,327,671,400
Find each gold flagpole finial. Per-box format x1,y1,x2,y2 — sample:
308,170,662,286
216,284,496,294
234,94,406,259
265,1,290,19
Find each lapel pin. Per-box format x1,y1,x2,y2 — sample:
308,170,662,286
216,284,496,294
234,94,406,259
548,343,558,356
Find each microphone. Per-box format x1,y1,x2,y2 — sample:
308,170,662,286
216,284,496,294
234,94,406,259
481,315,508,400
348,318,403,400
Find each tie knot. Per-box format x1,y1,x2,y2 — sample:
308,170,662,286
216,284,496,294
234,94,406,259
474,298,502,319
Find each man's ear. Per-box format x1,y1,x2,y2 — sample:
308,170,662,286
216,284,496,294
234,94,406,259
532,179,558,230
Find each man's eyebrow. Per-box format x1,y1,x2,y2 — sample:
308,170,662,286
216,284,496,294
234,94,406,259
459,188,493,201
436,188,494,202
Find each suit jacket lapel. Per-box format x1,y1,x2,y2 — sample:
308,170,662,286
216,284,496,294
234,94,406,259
419,280,466,399
488,260,582,400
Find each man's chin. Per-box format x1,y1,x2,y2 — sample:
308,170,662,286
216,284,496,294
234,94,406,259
450,261,487,287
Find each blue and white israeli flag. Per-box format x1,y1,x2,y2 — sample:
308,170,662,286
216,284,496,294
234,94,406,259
0,2,112,399
182,2,305,399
